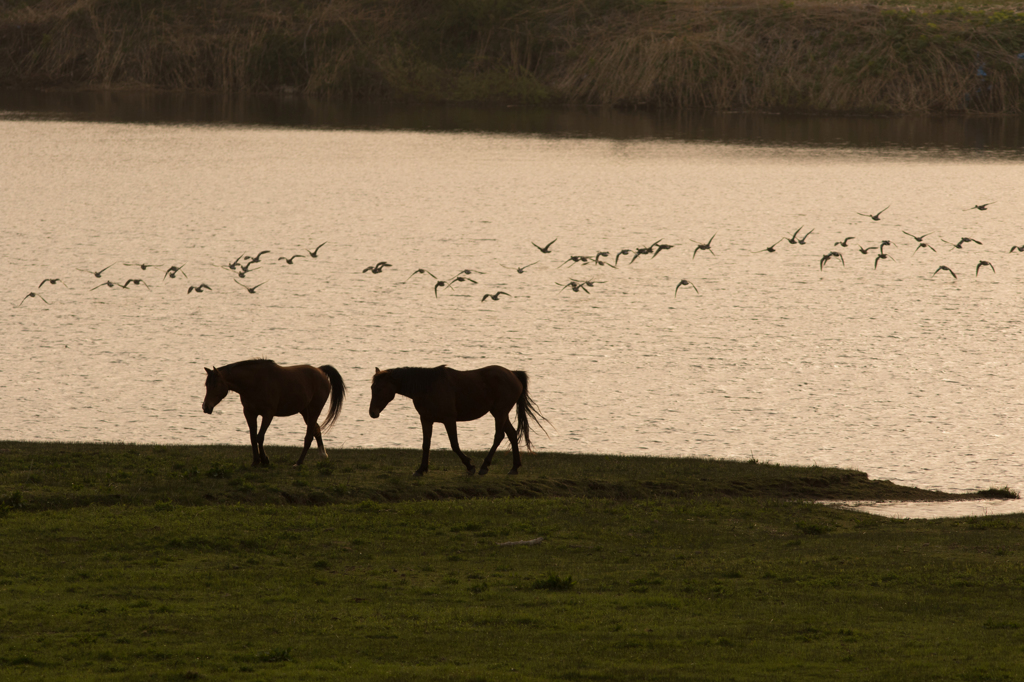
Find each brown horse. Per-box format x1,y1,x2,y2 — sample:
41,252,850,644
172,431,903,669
369,365,546,476
202,359,346,467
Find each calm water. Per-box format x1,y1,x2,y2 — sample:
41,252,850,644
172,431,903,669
3,93,1024,517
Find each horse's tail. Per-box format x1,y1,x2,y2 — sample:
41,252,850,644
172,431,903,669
513,371,548,452
318,365,346,434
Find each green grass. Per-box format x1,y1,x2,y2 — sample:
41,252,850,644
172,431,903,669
1,441,1022,680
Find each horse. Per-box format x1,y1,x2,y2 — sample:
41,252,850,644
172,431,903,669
202,359,346,467
368,365,546,476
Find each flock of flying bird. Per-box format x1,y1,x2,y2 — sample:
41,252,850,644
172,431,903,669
14,202,1005,307
16,242,329,306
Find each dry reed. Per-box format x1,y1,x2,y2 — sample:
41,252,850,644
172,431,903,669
2,0,1023,113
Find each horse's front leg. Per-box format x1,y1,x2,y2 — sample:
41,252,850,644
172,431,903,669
443,421,476,475
415,417,433,477
256,414,273,467
478,415,508,476
244,409,262,467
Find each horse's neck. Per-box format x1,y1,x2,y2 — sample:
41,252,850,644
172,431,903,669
221,366,263,393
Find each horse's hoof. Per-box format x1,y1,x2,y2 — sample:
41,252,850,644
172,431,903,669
508,468,519,475
466,466,476,476
413,470,426,477
478,467,488,476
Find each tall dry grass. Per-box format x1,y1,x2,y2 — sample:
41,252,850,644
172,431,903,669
1,0,1023,113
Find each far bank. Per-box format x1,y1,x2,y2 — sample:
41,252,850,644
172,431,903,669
2,0,1024,114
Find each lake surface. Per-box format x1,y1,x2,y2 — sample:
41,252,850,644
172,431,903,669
3,92,1023,517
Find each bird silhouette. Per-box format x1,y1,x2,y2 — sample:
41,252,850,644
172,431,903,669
235,280,265,294
123,279,151,289
124,262,162,271
502,262,538,274
1009,245,1024,253
874,253,894,269
796,228,815,245
245,250,271,264
933,265,957,279
652,243,675,258
362,262,392,274
278,254,305,264
306,241,328,258
943,237,982,250
559,255,589,267
187,283,212,293
614,249,633,266
674,279,699,296
902,231,931,242
18,292,50,306
856,245,878,254
756,240,783,253
38,278,68,288
820,251,845,269
558,281,590,294
976,261,995,276
406,268,437,281
444,276,477,290
163,265,187,280
834,236,855,247
914,242,936,254
433,281,448,297
857,206,889,221
532,238,557,253
481,291,511,301
91,280,124,290
966,203,994,211
79,263,117,278
690,234,715,258
226,254,246,270
784,227,804,245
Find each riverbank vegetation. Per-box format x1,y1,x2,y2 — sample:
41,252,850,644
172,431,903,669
2,0,1024,114
2,441,1023,679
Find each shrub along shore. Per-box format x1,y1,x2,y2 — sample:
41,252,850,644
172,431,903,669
2,0,1024,114
1,441,1023,679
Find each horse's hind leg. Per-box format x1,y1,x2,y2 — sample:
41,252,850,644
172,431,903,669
294,417,325,467
415,418,434,477
505,420,522,474
443,421,476,475
479,415,509,476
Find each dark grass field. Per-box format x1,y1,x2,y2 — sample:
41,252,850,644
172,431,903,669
1,441,1022,680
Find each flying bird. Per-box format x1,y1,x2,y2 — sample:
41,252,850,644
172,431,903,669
39,278,68,288
235,280,265,294
857,206,890,221
914,242,936,254
278,254,305,264
187,283,212,293
756,240,783,253
532,238,558,253
874,253,894,269
18,292,50,306
163,265,187,279
306,241,328,258
406,268,437,281
91,280,124,290
481,291,511,301
856,245,878,254
784,227,805,245
691,234,715,258
123,279,151,289
976,261,995,276
652,243,675,258
674,279,699,296
834,236,855,247
124,262,161,271
820,251,845,269
79,263,117,278
502,262,538,274
362,262,392,274
966,203,994,211
902,231,931,242
943,237,982,250
614,249,633,266
245,250,271,264
796,228,815,245
933,265,957,279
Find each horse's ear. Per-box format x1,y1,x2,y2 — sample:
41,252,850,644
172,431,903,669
374,367,381,374
205,367,213,375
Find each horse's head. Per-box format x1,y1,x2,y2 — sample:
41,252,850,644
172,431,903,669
202,367,229,414
369,368,395,419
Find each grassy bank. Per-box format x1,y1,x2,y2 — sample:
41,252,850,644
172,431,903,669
2,442,1023,679
2,0,1024,114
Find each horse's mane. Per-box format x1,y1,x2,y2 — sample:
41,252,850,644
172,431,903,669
380,366,446,396
220,358,277,371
